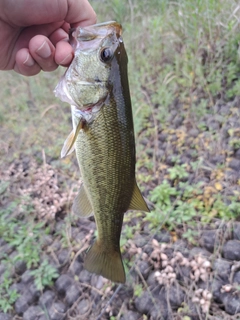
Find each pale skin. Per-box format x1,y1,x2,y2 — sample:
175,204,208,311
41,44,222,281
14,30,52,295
0,0,96,76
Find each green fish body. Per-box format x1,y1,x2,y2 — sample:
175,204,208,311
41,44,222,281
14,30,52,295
55,22,149,283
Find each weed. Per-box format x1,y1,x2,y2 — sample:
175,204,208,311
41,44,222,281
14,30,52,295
0,270,19,313
30,260,59,291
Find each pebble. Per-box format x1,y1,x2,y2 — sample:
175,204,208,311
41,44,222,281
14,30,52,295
199,230,218,253
223,294,240,315
235,149,240,159
21,270,34,284
233,223,240,240
68,260,83,276
223,240,240,260
79,269,92,283
134,290,154,314
120,310,142,320
136,260,150,279
228,159,240,171
57,249,70,265
55,274,73,296
233,271,240,284
14,260,27,275
48,301,67,320
213,259,232,282
154,229,171,243
23,306,43,320
65,283,82,306
39,290,56,308
76,298,91,315
0,314,12,320
168,284,185,308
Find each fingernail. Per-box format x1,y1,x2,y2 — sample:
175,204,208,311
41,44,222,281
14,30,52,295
36,41,51,58
23,53,35,67
59,53,73,66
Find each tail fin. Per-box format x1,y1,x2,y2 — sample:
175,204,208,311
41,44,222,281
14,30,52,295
84,241,126,283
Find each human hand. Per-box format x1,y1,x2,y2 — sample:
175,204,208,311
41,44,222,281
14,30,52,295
0,0,96,76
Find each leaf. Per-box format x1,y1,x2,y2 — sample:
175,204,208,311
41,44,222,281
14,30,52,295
215,182,223,191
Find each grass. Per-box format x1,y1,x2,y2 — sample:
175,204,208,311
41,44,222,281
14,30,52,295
0,0,240,315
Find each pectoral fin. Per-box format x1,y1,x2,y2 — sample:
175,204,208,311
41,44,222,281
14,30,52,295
128,180,150,212
61,118,85,158
72,184,93,217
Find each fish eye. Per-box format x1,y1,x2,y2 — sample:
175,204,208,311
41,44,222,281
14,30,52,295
100,48,113,63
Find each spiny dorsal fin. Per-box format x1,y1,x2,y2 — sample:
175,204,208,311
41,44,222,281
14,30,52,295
128,180,150,212
72,184,93,217
61,118,84,158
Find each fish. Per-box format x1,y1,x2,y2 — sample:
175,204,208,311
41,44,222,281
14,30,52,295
54,21,149,283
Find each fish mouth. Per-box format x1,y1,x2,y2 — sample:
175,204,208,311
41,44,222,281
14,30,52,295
69,21,122,51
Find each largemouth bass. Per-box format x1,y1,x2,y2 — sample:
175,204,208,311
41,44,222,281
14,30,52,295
54,21,149,283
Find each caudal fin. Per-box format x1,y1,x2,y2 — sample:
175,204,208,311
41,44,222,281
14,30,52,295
84,241,126,283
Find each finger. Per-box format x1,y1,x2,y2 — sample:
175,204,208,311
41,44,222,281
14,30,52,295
14,48,41,76
65,0,97,27
55,41,74,66
29,35,58,72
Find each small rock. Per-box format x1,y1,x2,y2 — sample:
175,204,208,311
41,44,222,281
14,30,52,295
10,282,25,294
65,283,81,306
211,278,227,303
0,314,12,320
213,259,232,281
57,249,70,265
68,260,83,276
21,270,34,284
233,271,240,284
147,272,158,288
39,290,55,308
133,234,148,247
209,155,225,165
188,128,199,138
154,230,171,243
14,260,27,275
199,230,217,253
90,275,105,290
235,149,240,160
15,295,30,315
134,291,153,315
223,240,240,261
233,223,240,240
23,306,43,320
136,261,150,279
228,159,240,171
48,301,67,320
29,282,41,300
223,293,240,315
55,274,73,296
189,247,211,259
79,269,92,283
76,298,91,315
120,310,142,320
168,284,185,308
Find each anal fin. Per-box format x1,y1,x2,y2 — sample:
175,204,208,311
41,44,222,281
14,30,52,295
128,180,150,212
72,184,93,217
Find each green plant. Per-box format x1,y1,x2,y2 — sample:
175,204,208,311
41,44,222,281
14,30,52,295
168,164,189,181
0,270,19,313
134,283,143,297
30,260,59,291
